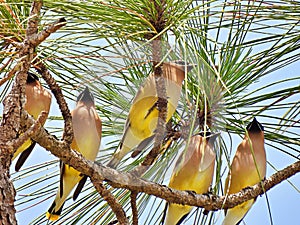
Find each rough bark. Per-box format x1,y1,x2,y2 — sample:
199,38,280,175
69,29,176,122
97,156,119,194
0,1,67,224
131,1,168,177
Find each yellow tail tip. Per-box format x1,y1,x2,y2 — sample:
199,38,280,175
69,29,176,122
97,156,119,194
46,212,59,221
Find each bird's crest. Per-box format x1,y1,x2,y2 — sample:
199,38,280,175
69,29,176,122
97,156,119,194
77,86,94,104
247,117,264,132
26,72,39,84
172,60,196,72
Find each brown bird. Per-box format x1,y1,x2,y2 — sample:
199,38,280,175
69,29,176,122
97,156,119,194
46,87,102,221
223,117,266,225
164,133,217,225
13,72,52,171
107,61,194,168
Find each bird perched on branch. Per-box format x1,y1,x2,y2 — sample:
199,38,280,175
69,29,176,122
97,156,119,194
107,61,195,168
163,132,218,225
222,117,266,225
13,72,52,171
46,87,102,221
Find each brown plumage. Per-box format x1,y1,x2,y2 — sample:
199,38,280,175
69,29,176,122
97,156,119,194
164,133,217,225
107,61,195,168
46,87,102,221
13,72,52,171
223,117,266,225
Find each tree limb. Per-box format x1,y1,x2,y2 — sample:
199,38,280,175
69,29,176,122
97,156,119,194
23,114,300,213
10,111,47,150
0,2,67,223
34,59,73,145
91,178,129,225
0,1,44,224
29,18,67,47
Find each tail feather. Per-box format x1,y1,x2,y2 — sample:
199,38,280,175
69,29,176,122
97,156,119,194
46,201,65,221
15,140,36,171
176,213,189,225
164,203,192,225
161,202,168,225
222,200,253,225
107,146,128,169
73,175,88,200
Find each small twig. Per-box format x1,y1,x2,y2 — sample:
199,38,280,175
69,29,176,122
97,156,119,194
10,41,24,49
29,18,67,47
131,191,139,225
0,57,13,78
34,59,73,145
91,178,129,225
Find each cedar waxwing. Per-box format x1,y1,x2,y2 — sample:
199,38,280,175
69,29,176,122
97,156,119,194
13,72,52,171
222,117,266,225
46,87,102,221
163,133,217,225
107,61,194,168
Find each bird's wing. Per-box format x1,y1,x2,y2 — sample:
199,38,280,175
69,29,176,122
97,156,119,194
15,140,36,171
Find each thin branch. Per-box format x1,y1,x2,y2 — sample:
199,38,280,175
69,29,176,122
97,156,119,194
144,42,167,164
131,45,168,176
0,59,19,86
29,18,67,47
34,59,73,145
131,191,139,225
128,1,169,176
98,160,300,212
91,178,129,225
22,114,300,213
26,0,43,38
10,111,47,150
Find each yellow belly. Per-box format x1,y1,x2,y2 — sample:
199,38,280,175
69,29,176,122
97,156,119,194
129,96,176,140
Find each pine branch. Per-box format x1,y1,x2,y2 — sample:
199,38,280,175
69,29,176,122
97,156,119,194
26,0,42,38
10,111,48,150
29,17,66,47
34,59,73,145
92,179,129,225
22,114,300,213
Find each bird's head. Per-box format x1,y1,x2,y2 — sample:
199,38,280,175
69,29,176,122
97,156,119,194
26,72,39,84
172,60,196,72
246,117,264,132
77,86,95,104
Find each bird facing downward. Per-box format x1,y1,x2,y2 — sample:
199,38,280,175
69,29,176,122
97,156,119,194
164,133,217,225
46,87,102,221
13,72,52,171
107,61,195,169
222,117,266,225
